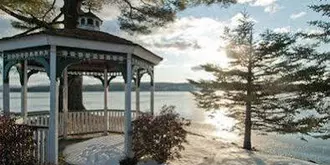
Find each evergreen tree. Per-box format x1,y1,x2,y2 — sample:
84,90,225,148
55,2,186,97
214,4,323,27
0,0,236,111
189,13,330,150
294,0,330,139
306,1,330,43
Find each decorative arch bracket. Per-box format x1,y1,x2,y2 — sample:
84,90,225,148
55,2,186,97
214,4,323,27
3,60,19,83
93,75,117,87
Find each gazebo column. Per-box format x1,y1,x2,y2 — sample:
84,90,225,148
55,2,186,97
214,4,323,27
21,60,28,122
2,76,10,116
2,52,10,116
150,70,155,115
47,45,59,164
135,70,140,116
104,68,109,135
63,68,68,139
124,53,133,158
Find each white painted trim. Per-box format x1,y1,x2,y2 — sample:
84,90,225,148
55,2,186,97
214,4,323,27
47,35,134,54
133,46,163,65
47,45,59,164
150,73,155,115
68,71,122,76
2,51,9,116
63,68,68,139
136,70,140,116
124,53,133,158
0,35,49,51
104,68,109,134
21,60,28,121
3,83,10,116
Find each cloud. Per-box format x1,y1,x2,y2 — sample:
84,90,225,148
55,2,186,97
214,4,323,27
230,13,258,26
264,4,281,13
273,26,291,33
237,0,281,13
118,16,235,81
98,4,121,21
290,12,307,20
134,17,227,52
252,0,277,7
143,38,201,50
237,0,254,3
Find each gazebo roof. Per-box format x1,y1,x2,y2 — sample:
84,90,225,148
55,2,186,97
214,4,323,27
0,28,163,65
1,29,134,45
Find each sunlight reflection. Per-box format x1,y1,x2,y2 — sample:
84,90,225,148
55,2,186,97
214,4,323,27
205,110,239,142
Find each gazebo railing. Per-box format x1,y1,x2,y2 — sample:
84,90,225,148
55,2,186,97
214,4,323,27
28,125,49,164
25,109,137,137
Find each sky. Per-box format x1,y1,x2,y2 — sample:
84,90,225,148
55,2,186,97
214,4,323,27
0,0,327,85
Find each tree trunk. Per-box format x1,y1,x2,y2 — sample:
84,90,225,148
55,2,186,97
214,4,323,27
243,62,252,150
243,91,252,150
68,76,85,111
243,29,253,150
58,0,85,112
59,76,85,112
63,0,81,29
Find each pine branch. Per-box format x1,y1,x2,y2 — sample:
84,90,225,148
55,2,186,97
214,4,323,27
0,5,52,29
13,26,40,37
42,0,57,20
52,12,63,23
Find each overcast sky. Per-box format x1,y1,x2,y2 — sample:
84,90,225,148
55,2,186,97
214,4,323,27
0,0,326,85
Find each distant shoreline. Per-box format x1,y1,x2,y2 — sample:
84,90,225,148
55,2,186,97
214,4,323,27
4,91,193,93
0,82,197,92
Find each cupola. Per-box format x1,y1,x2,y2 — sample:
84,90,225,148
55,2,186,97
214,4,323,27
77,11,103,31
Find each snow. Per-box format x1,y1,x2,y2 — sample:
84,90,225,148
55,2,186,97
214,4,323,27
63,134,125,165
170,135,314,165
64,133,314,165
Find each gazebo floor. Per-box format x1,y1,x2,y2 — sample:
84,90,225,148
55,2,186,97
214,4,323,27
63,134,125,165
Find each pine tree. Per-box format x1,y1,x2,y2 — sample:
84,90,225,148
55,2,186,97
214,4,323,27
189,13,330,150
293,0,330,139
307,1,330,43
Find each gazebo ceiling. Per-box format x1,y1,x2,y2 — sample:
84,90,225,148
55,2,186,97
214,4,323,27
69,60,123,73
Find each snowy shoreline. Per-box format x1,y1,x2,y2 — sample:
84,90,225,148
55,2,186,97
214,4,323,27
169,134,316,165
63,130,317,165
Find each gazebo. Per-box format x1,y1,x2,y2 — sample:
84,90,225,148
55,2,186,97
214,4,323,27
0,12,162,164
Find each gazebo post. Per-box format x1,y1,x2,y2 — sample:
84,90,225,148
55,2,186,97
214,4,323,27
63,68,68,139
135,70,140,116
104,68,108,135
124,53,133,158
150,70,155,115
2,61,10,116
21,60,28,122
47,45,59,164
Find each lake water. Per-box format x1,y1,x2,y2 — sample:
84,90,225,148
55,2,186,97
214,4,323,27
0,91,329,164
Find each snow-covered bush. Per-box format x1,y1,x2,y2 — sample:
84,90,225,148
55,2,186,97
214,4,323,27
132,105,190,164
0,115,37,165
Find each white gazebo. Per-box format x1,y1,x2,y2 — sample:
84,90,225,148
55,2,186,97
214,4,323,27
0,12,162,164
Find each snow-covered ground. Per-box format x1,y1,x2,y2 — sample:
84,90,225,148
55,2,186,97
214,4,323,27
170,135,314,165
64,133,315,165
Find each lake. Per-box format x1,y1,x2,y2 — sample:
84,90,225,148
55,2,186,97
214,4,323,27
0,91,329,164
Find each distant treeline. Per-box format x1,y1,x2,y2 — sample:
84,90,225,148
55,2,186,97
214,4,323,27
1,83,196,92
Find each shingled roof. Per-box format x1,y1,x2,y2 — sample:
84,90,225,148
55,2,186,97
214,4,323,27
0,28,137,46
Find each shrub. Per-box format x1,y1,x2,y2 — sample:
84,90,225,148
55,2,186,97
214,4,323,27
119,157,138,165
132,105,190,164
0,116,37,165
